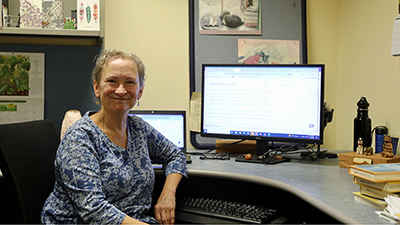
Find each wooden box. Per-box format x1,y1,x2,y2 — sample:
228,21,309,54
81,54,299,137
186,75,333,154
215,139,257,154
339,152,400,168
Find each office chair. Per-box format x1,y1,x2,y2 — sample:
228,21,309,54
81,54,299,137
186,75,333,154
0,119,59,224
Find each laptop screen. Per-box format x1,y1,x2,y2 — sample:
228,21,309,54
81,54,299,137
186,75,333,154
128,110,186,152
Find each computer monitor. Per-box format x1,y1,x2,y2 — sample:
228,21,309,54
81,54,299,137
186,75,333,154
201,64,325,162
128,110,186,152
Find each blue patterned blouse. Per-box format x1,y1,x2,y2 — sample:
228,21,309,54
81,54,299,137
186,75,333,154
41,111,188,224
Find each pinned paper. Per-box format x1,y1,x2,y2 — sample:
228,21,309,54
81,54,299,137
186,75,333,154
189,92,201,132
391,15,400,56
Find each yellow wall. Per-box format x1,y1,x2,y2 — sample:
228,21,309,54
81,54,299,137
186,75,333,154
307,0,340,149
104,0,189,111
105,0,400,151
308,0,400,151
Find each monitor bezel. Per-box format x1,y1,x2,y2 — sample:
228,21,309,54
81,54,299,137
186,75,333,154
200,64,325,145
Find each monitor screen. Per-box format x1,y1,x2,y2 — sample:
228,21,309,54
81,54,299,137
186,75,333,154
201,64,325,156
128,110,186,150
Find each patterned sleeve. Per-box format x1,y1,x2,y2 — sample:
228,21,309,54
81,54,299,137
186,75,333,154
137,118,188,178
57,128,126,224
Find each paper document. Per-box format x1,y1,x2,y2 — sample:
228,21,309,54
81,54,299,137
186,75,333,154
379,195,400,222
189,92,201,132
392,14,400,56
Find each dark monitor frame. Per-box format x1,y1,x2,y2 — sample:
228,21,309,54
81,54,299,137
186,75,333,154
200,64,325,160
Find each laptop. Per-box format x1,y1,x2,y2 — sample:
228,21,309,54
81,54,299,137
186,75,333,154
128,110,192,164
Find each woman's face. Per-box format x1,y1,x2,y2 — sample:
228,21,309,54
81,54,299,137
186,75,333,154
93,58,143,114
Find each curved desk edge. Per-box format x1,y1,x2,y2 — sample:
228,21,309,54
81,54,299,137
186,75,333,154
165,169,360,224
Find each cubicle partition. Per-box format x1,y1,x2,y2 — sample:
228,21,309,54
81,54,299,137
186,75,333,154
188,0,308,148
0,44,101,133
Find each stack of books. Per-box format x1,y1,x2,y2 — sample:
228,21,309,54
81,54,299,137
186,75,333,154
349,163,400,210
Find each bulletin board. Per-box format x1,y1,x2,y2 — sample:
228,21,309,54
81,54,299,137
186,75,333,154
189,0,308,149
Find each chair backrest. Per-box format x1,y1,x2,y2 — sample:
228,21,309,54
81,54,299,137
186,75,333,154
0,119,59,224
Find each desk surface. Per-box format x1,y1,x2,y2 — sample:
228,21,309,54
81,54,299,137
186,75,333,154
0,150,387,224
185,149,388,224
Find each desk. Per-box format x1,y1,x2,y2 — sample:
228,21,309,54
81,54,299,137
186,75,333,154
156,150,388,224
0,150,387,224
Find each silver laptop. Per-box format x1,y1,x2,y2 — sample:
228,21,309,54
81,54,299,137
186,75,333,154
128,110,191,164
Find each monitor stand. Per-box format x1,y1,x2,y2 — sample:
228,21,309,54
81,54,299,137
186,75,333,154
235,140,291,164
301,144,338,159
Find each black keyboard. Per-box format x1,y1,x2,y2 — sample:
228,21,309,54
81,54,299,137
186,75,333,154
176,195,280,224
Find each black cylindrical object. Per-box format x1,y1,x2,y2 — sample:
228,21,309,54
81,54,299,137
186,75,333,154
375,126,388,153
353,97,372,152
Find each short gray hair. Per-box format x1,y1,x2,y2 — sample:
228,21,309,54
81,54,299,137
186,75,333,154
92,49,146,87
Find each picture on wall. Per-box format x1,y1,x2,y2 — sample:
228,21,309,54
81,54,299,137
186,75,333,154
0,52,45,124
199,0,261,35
238,39,300,64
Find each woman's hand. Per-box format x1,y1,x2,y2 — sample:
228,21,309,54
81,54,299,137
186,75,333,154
154,189,176,224
154,173,182,224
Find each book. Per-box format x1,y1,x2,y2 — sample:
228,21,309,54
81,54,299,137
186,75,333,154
359,185,400,200
354,176,400,193
353,192,387,210
349,163,400,182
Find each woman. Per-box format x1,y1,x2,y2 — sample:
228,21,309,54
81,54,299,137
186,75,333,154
41,49,188,224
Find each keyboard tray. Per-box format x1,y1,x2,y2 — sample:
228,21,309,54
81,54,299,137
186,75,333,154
176,195,280,224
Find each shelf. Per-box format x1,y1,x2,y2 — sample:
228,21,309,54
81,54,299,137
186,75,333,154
0,0,105,46
0,27,101,37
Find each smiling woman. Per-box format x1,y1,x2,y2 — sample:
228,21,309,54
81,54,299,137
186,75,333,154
41,49,188,224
